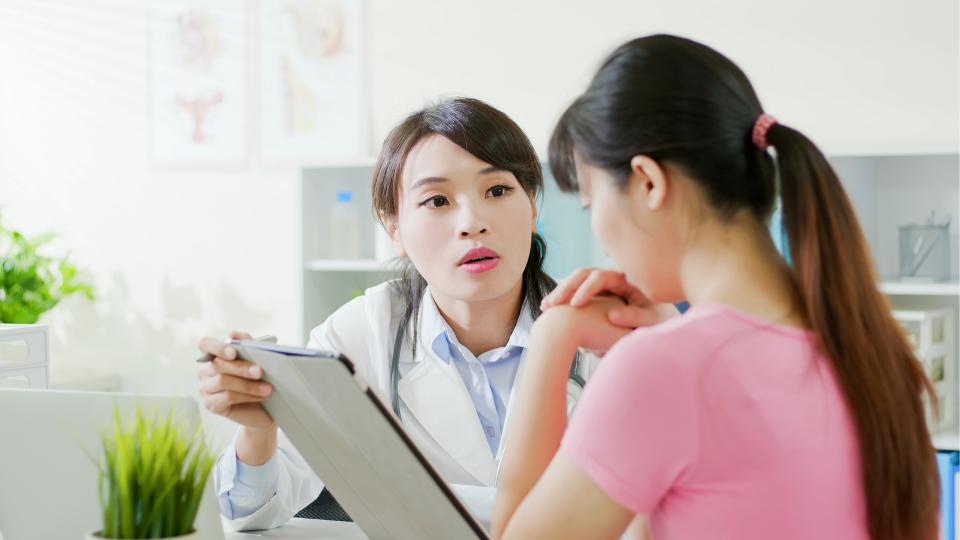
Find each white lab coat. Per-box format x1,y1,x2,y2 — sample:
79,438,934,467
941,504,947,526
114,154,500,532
220,280,598,531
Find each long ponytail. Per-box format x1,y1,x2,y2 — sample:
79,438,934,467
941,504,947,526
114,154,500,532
771,124,940,540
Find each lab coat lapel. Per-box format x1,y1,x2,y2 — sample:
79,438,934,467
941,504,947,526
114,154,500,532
494,355,528,483
398,351,498,486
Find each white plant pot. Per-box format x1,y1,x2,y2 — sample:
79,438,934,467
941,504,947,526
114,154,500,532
85,530,198,540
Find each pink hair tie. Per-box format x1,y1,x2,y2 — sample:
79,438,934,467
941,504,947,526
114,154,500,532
751,113,778,150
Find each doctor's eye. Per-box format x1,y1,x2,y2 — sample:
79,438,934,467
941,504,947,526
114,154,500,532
419,195,449,209
486,185,514,198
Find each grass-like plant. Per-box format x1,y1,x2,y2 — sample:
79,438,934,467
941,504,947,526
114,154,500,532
94,404,217,539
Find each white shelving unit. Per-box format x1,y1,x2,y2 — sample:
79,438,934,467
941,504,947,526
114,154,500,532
933,428,960,452
300,163,393,342
304,259,392,272
880,281,960,296
833,153,960,450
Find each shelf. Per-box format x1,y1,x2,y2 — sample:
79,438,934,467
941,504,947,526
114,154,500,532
304,259,392,272
880,281,960,296
933,428,960,451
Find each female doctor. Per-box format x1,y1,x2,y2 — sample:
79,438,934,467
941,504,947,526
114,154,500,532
196,97,672,531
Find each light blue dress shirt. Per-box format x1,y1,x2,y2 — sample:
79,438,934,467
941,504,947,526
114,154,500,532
219,293,532,519
420,292,528,456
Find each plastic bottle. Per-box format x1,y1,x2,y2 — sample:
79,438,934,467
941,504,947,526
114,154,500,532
330,190,360,259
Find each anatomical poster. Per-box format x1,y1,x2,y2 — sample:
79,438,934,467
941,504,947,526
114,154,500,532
148,0,248,166
256,0,369,164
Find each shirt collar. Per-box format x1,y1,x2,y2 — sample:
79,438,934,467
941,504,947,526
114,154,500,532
420,286,534,363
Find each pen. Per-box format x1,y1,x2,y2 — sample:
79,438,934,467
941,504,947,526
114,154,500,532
195,334,278,363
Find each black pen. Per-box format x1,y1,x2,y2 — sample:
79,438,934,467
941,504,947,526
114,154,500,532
195,334,278,363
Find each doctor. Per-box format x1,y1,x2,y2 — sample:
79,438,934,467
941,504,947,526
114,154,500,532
197,97,672,531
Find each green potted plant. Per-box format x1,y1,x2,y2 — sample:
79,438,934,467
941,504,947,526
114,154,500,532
88,404,217,539
0,211,94,323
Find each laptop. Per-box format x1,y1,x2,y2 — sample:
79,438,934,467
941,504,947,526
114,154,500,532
231,339,490,540
0,389,226,540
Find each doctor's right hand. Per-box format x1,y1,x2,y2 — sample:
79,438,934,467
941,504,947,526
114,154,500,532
196,331,276,431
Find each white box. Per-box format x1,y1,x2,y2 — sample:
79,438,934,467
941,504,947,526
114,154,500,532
893,309,956,433
0,324,49,389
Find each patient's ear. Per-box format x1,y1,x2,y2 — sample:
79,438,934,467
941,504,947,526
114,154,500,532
629,155,669,211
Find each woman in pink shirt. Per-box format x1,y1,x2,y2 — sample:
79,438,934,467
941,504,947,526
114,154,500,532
492,34,940,540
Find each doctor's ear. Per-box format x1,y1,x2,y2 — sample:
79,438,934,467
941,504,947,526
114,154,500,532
384,220,406,257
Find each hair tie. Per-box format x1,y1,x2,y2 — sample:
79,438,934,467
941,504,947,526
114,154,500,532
751,113,778,150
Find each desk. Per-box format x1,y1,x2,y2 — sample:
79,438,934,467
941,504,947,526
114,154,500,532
223,483,492,539
225,518,367,539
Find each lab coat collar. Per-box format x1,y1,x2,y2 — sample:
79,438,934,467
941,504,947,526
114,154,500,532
399,286,538,485
418,286,534,363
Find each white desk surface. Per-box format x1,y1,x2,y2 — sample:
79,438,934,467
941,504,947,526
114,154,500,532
225,519,368,539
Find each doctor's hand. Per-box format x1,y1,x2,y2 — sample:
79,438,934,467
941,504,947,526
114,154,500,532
541,268,678,329
196,331,276,431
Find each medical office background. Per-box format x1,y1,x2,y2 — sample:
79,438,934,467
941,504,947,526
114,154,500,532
0,0,958,505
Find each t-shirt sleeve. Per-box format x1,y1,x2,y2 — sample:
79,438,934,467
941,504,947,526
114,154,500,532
561,329,700,514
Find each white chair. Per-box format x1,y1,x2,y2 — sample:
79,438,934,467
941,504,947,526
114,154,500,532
0,324,48,389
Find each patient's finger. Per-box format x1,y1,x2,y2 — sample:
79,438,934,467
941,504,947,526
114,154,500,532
571,271,648,307
542,268,594,309
569,270,618,306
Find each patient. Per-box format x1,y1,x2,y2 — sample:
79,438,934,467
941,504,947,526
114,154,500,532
492,34,940,540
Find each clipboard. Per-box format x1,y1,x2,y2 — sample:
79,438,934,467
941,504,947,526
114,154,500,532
229,339,490,540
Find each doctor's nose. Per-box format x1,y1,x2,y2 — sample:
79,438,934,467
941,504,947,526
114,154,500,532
459,224,488,238
457,210,489,238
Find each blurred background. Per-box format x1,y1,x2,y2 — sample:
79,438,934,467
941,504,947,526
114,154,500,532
0,0,957,415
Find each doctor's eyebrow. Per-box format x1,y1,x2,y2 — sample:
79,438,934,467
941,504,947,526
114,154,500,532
410,166,510,191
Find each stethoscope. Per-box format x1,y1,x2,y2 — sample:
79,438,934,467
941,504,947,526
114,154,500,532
388,314,587,417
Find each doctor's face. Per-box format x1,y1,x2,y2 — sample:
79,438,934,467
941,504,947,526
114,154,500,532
392,134,537,305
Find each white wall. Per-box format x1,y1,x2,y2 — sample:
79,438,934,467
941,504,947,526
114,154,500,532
0,0,957,391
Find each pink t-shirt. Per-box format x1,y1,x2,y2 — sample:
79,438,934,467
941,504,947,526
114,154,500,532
562,303,869,540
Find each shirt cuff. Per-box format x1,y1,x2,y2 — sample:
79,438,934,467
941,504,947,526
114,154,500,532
215,436,280,520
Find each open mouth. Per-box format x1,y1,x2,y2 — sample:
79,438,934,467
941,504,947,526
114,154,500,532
458,247,500,273
458,247,499,266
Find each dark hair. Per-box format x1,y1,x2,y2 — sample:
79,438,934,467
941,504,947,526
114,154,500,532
550,34,939,540
372,97,556,357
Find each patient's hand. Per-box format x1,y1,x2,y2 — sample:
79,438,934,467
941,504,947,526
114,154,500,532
541,268,678,329
533,296,632,356
196,331,276,430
